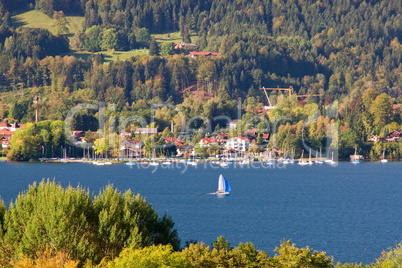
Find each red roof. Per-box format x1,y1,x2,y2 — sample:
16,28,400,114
200,138,219,144
230,136,250,142
164,137,185,146
0,129,13,135
125,139,141,144
0,122,11,128
262,134,269,139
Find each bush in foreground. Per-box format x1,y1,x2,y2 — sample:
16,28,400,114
0,180,179,265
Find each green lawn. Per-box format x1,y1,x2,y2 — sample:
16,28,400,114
10,10,198,63
153,31,199,44
71,49,149,63
11,9,84,37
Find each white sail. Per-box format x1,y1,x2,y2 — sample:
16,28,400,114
218,174,225,192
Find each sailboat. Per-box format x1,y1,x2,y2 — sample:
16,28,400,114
289,148,295,164
308,148,313,165
325,151,336,165
266,151,275,165
351,146,360,164
315,147,323,164
380,148,388,163
298,150,308,165
125,149,136,165
216,174,231,195
149,149,159,166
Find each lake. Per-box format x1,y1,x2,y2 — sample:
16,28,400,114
0,161,401,264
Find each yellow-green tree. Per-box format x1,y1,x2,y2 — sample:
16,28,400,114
108,244,187,268
370,93,392,132
267,240,333,268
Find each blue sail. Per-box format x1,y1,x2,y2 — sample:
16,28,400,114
224,177,231,192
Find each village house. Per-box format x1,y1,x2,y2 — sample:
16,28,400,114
385,130,402,142
71,130,86,144
368,135,385,142
368,130,402,143
176,144,195,158
174,43,198,50
225,136,250,152
0,120,24,148
120,139,144,159
164,137,185,147
132,126,158,135
226,119,241,130
262,133,270,143
211,132,229,142
199,138,220,148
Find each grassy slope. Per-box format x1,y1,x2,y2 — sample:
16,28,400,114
11,10,84,36
153,31,199,44
10,10,199,63
72,49,149,63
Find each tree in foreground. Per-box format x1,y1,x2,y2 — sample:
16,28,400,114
107,244,187,268
372,243,402,267
1,180,180,265
267,240,333,267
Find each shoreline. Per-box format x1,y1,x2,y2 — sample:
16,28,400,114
2,157,401,163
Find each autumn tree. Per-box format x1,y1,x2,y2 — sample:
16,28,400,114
370,93,393,132
267,240,333,268
53,11,69,36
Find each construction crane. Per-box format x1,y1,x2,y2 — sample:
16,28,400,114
260,86,294,107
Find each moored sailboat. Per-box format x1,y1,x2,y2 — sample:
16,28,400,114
351,146,360,164
149,149,159,166
380,148,388,163
298,150,308,166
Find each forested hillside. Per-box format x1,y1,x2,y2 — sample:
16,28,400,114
0,0,401,160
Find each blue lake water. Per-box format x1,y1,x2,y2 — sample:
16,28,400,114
0,161,401,264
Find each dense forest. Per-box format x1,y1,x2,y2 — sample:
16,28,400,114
0,0,401,160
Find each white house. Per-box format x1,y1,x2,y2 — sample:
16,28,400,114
226,119,241,130
225,137,250,152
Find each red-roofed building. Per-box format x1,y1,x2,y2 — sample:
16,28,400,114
199,138,219,148
164,137,185,147
0,120,24,148
0,129,13,148
1,140,10,148
0,120,23,132
262,133,270,142
120,139,144,158
0,121,11,129
213,132,229,141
